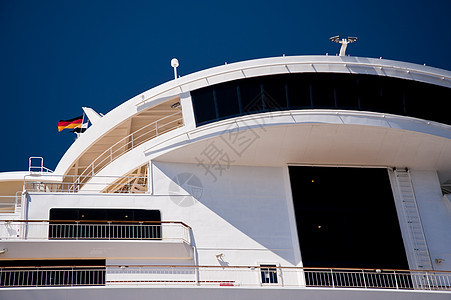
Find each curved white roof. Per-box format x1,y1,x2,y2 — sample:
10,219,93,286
55,55,451,175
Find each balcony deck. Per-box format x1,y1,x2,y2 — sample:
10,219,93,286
0,220,192,260
0,265,450,291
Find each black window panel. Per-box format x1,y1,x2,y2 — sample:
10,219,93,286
191,86,216,125
106,209,131,220
334,74,359,109
287,73,312,109
261,76,288,111
79,209,107,220
133,209,161,221
0,259,105,268
311,74,336,108
260,265,278,284
190,73,451,126
215,81,240,119
50,209,78,220
379,77,405,115
239,78,264,114
432,85,451,124
50,208,161,222
49,208,161,240
406,81,451,124
289,166,409,270
358,76,383,112
405,81,430,120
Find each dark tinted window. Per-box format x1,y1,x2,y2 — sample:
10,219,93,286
380,77,405,115
50,208,160,221
240,78,263,114
49,208,161,240
215,81,240,118
358,76,382,112
311,73,336,108
335,74,359,109
191,73,450,126
261,76,288,110
260,265,278,284
287,73,311,108
191,86,217,124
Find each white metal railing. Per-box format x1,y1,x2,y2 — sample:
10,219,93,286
107,266,451,290
28,157,53,174
0,220,191,244
2,265,450,290
0,196,16,211
0,267,105,287
24,174,148,193
0,192,22,213
76,111,183,185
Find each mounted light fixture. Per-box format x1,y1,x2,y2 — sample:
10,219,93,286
171,102,181,109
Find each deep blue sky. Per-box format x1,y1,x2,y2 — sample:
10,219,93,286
1,0,450,172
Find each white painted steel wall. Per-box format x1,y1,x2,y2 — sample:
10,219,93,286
22,163,300,267
410,170,451,271
152,162,300,267
1,286,450,300
16,164,451,273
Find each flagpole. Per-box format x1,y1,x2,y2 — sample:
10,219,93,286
76,112,86,139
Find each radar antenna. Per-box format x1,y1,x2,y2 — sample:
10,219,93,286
330,35,357,56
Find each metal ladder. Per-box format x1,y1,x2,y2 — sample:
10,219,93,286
394,169,433,270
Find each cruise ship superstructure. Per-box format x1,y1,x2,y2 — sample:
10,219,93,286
1,51,451,299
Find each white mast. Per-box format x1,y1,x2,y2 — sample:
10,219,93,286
171,58,179,79
330,35,357,56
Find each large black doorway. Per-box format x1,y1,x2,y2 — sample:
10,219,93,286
289,166,409,269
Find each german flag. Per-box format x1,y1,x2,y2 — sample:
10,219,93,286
58,115,83,132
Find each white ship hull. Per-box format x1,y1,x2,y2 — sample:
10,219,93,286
1,55,450,299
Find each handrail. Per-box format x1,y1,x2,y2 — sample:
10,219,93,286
1,219,191,228
0,220,191,242
136,60,451,107
75,110,183,185
1,265,450,290
0,265,106,270
1,265,449,273
0,193,22,212
24,173,148,193
28,157,53,173
25,173,146,180
104,265,451,290
107,265,451,273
